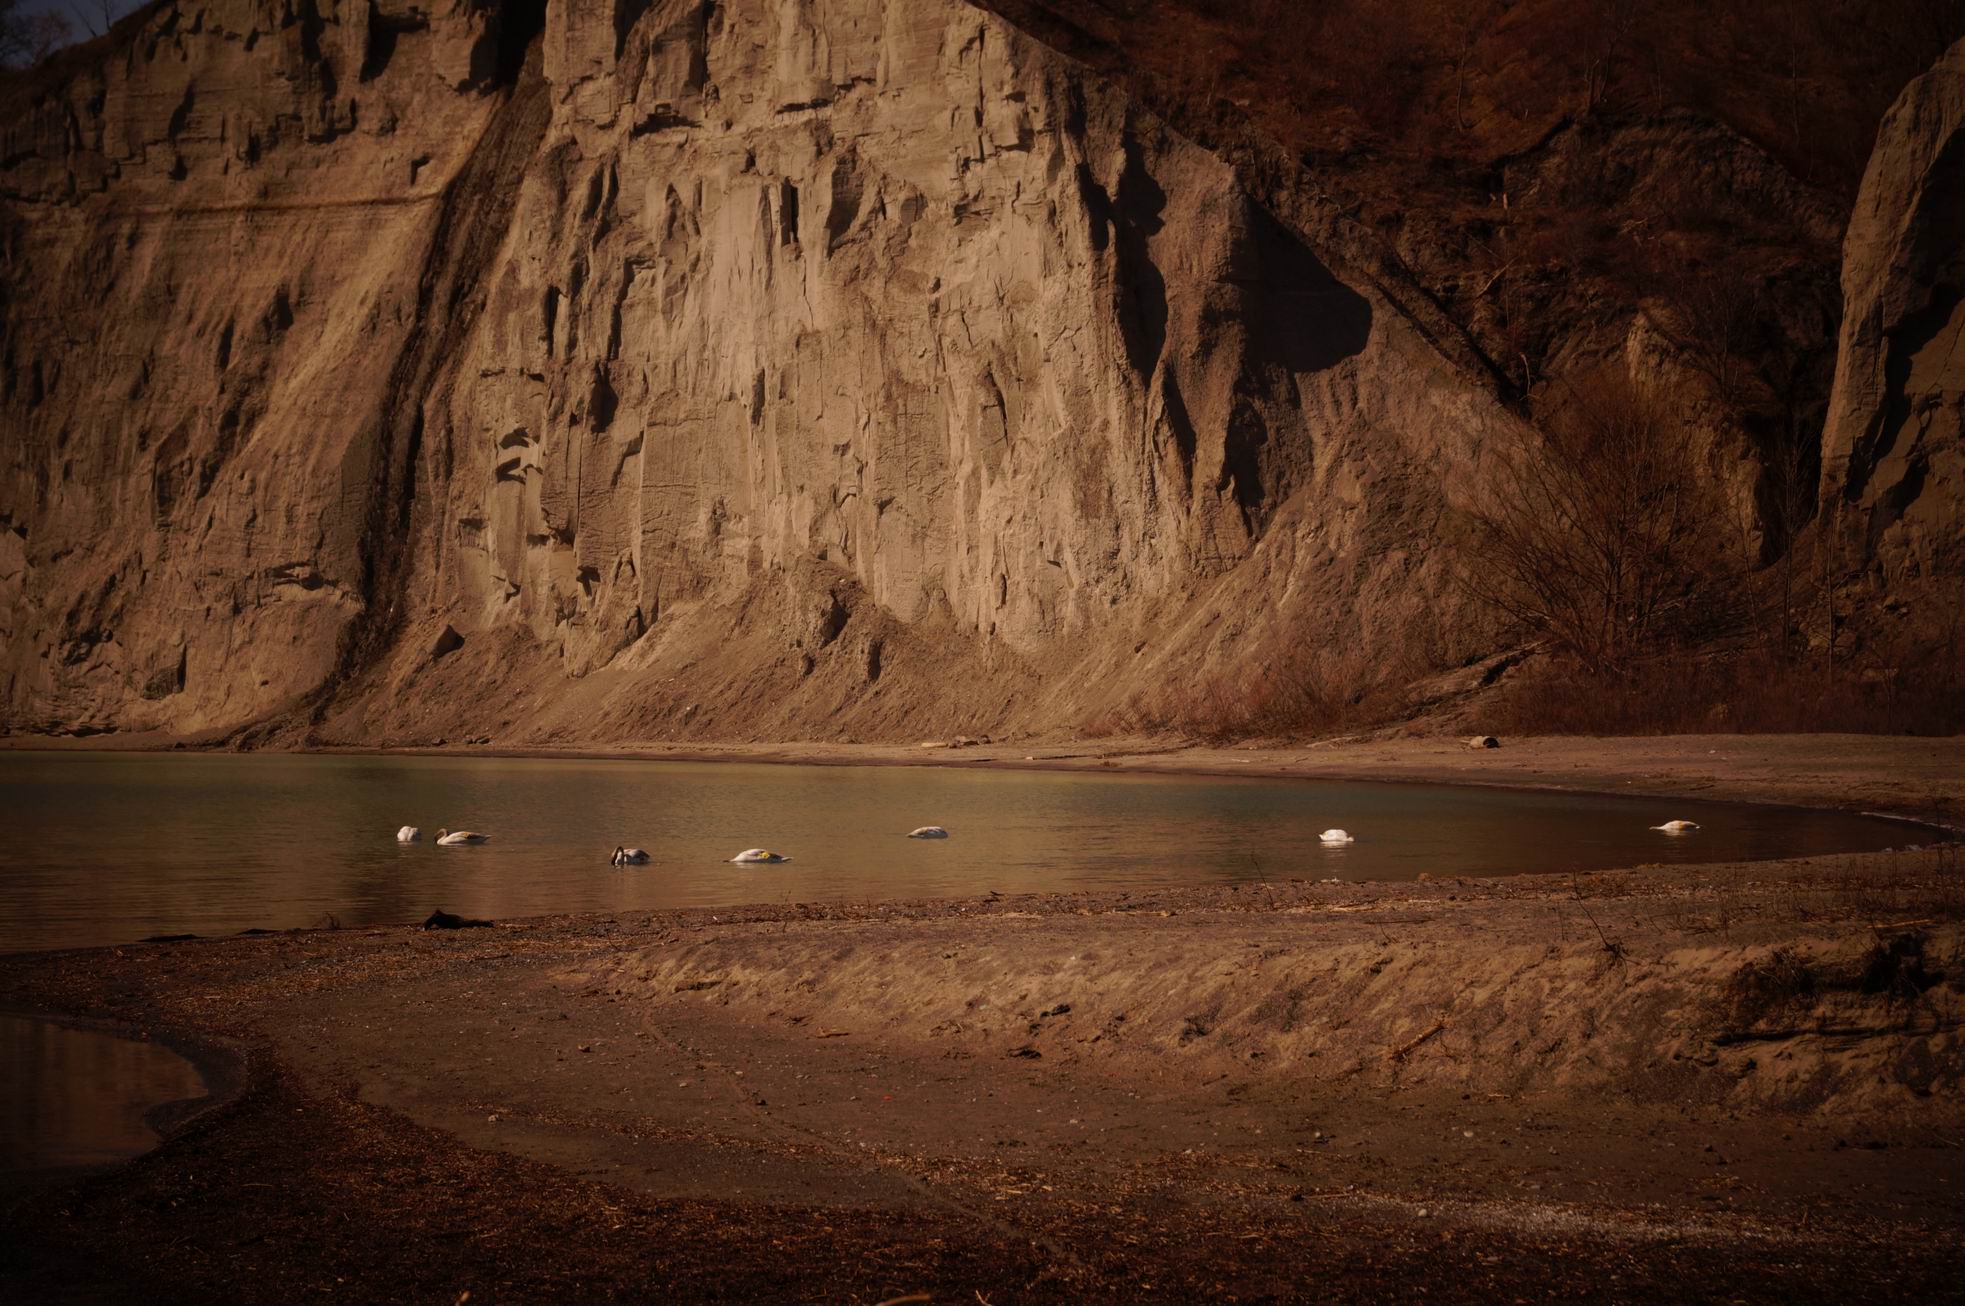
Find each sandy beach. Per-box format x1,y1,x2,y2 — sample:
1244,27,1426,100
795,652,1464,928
2,735,1962,1301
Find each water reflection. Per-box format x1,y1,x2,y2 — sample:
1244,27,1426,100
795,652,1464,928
0,751,1929,953
0,1016,207,1181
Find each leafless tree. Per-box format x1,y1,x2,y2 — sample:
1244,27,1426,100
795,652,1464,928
1579,5,1636,115
1465,367,1728,676
0,0,72,67
1753,352,1827,662
65,0,127,40
1435,0,1485,132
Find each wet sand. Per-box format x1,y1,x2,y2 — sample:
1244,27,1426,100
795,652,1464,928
2,736,1962,1301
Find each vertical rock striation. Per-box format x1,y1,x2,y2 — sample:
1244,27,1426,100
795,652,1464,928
3,0,1524,743
1,0,533,733
1823,37,1965,583
365,0,1516,745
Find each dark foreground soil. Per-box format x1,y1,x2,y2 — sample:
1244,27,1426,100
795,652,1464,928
3,839,1963,1302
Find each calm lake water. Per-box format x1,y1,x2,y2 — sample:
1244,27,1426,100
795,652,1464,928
0,751,1931,953
0,1015,207,1189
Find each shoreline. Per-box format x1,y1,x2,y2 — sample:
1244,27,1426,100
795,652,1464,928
9,731,1965,826
2,733,1956,961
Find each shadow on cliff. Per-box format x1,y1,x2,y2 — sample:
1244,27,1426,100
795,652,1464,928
1083,140,1373,523
299,43,554,740
1237,201,1372,375
1086,147,1373,381
1211,200,1374,526
1079,140,1174,380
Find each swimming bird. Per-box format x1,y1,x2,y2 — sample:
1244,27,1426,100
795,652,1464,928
397,826,421,843
1650,819,1700,833
730,848,790,863
908,826,950,839
435,828,491,846
1320,828,1355,845
612,846,650,865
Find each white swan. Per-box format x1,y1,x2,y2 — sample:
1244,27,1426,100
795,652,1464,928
1650,819,1700,833
1320,828,1355,845
435,827,491,846
396,826,421,843
730,848,790,864
611,846,650,866
908,826,950,839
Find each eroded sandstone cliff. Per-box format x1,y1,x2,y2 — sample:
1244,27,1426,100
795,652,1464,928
2,0,535,734
3,0,1524,743
2,4,1958,744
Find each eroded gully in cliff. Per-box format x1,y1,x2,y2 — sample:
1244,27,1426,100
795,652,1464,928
284,41,553,739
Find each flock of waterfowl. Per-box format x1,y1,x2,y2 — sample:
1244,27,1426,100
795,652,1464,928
397,826,490,846
390,817,1701,864
391,822,961,865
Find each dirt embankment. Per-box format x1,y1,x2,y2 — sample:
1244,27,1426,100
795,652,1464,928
584,871,1963,1119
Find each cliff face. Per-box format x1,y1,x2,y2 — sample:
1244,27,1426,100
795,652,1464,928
3,0,1520,743
1823,37,1965,586
3,5,1957,745
0,0,528,734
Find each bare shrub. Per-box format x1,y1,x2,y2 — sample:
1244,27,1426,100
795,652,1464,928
1858,932,1944,1007
0,0,71,68
1093,639,1418,742
1482,641,1965,736
1464,367,1736,677
69,0,133,40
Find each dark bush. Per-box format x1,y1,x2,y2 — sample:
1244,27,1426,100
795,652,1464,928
1716,947,1816,1028
1858,933,1944,1005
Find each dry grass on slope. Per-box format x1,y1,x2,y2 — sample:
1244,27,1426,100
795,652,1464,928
992,0,1962,202
981,0,1964,405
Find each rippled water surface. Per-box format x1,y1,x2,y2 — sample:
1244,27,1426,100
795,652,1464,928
0,751,1930,952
